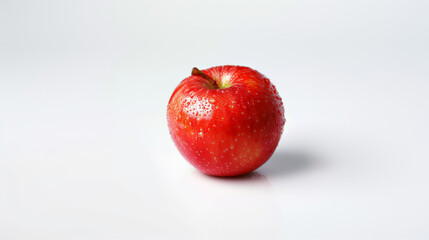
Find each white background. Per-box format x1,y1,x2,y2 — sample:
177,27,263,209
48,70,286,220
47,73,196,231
1,0,429,239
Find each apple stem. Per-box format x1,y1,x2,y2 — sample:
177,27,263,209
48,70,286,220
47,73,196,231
192,67,218,89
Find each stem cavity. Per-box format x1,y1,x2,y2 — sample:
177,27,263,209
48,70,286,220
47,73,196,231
192,67,219,89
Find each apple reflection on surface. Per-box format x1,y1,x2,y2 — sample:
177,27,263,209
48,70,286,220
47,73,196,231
172,170,283,239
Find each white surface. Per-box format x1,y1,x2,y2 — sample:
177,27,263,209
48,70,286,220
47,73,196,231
1,0,429,239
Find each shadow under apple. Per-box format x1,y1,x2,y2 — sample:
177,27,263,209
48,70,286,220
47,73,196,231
191,149,319,182
203,171,268,183
260,150,319,177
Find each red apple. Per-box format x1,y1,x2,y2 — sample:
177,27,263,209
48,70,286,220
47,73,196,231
167,65,285,177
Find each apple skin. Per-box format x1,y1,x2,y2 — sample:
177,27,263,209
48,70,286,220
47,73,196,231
167,65,285,177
